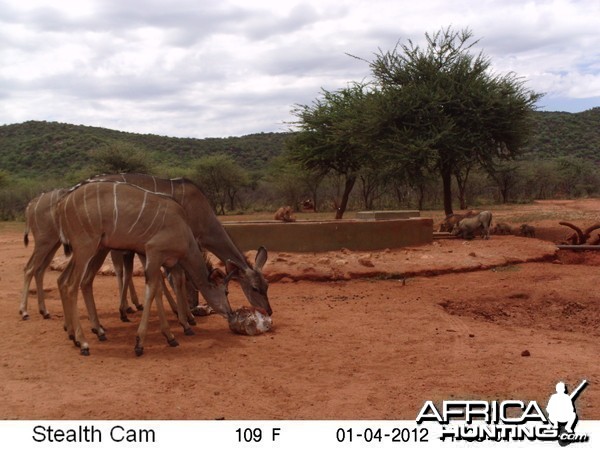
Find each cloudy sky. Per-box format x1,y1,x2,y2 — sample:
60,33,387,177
1,0,599,139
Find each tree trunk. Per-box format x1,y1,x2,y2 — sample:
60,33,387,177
441,166,454,216
417,184,425,211
454,166,471,210
335,175,356,220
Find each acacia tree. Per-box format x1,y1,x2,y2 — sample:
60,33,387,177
91,142,152,174
369,27,542,215
288,82,378,219
193,154,249,214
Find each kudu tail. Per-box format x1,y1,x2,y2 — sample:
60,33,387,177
23,220,30,247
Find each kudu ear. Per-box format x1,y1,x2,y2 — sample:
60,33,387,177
255,246,268,271
225,260,242,280
209,268,227,285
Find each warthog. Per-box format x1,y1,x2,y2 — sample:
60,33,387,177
274,206,296,222
438,210,479,232
519,224,536,238
492,222,513,235
451,211,493,240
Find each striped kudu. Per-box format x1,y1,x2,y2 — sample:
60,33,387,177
20,189,68,320
57,181,232,356
93,174,272,316
20,189,144,321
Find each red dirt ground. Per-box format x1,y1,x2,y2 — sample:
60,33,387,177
1,199,599,420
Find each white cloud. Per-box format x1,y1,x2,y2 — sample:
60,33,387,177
1,0,599,138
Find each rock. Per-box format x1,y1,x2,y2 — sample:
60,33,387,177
521,350,531,357
228,307,272,336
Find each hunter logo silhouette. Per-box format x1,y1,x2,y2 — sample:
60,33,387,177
546,380,588,446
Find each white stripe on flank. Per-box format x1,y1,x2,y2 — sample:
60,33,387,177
128,191,148,233
72,188,86,229
83,184,92,229
96,183,102,225
140,203,161,238
170,179,174,197
152,176,157,192
181,180,185,204
113,183,119,231
49,191,58,231
33,192,44,230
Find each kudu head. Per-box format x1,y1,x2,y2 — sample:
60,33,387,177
226,246,272,315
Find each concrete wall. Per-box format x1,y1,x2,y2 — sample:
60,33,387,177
223,218,433,253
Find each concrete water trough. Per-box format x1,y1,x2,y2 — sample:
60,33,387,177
223,214,433,253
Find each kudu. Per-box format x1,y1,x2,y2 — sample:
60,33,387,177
20,189,70,319
20,189,144,321
93,174,272,316
57,181,232,356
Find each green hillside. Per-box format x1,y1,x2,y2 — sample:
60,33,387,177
524,108,600,161
0,120,291,178
1,108,599,180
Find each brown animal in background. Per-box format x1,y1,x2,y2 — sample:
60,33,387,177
301,199,314,211
274,206,296,222
492,222,513,235
519,224,536,238
438,210,478,232
451,211,493,240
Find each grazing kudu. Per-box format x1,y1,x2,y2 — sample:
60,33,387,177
57,181,232,356
94,174,272,315
20,189,67,320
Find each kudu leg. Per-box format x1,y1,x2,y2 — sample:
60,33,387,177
59,255,91,355
168,266,196,335
123,252,143,312
160,269,179,315
57,258,75,339
20,240,60,320
135,260,177,356
80,248,110,341
112,251,133,322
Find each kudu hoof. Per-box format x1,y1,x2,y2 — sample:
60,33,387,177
167,337,179,347
41,312,51,319
21,314,30,321
80,348,90,356
134,336,144,356
187,317,197,326
92,328,107,341
136,304,144,311
126,307,135,314
120,315,131,323
184,328,195,336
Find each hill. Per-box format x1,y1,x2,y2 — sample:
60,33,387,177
0,120,291,178
524,107,600,161
1,108,599,180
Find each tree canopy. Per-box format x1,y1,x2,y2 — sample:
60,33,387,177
289,26,543,216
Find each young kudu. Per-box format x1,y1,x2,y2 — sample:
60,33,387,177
57,181,232,356
94,174,272,315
